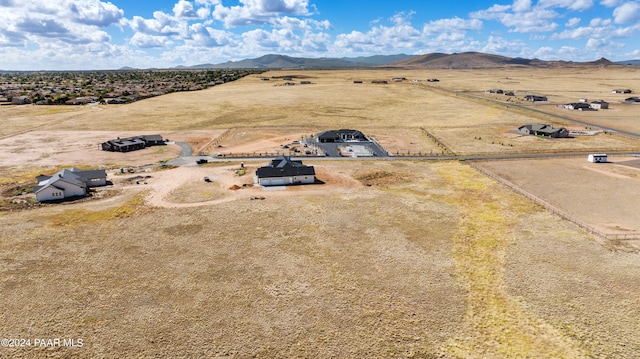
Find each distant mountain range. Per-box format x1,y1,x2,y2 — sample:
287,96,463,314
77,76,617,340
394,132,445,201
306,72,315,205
182,54,415,69
177,52,639,70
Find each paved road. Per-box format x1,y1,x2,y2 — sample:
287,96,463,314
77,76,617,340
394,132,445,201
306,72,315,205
174,142,193,157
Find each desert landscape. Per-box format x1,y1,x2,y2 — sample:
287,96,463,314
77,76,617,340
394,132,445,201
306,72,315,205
1,67,640,358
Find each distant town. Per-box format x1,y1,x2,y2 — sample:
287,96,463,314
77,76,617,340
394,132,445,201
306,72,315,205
0,69,264,106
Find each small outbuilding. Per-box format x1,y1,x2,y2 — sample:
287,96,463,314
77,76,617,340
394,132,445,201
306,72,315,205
588,154,607,163
254,156,316,186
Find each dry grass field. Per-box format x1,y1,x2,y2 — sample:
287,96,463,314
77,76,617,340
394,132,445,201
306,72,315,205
1,67,640,358
474,156,640,236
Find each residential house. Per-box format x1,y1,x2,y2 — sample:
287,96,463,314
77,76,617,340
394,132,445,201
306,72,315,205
101,134,165,152
254,156,316,186
317,129,367,143
518,124,570,138
561,103,594,111
590,100,609,109
34,168,107,202
524,94,548,102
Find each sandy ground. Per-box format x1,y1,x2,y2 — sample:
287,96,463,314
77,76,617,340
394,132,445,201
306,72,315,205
109,163,361,209
0,130,226,167
475,156,640,236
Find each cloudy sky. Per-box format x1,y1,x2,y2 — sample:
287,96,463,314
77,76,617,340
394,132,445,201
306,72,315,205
1,0,639,70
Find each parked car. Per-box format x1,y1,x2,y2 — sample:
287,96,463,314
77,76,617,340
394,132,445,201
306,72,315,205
204,177,211,182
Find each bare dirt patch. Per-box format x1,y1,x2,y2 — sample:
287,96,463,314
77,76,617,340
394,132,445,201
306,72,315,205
109,161,362,209
368,127,442,155
475,156,640,235
354,170,411,186
212,127,317,156
0,130,230,167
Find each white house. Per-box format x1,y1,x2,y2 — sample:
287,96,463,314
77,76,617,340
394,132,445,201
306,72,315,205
254,156,316,186
590,100,609,110
588,154,607,163
34,168,107,202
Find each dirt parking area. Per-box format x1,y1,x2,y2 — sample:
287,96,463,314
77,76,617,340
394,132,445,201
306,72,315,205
475,156,640,235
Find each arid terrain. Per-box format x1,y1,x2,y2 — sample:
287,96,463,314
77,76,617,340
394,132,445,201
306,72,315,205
1,67,640,358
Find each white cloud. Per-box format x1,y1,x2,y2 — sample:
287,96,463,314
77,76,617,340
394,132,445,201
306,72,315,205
501,9,560,32
423,17,482,35
538,0,594,11
472,4,559,32
129,11,186,37
512,0,532,12
613,2,640,23
600,0,622,6
589,17,612,26
212,0,312,28
173,0,198,18
186,23,233,47
69,1,124,26
129,33,175,48
566,17,581,27
470,5,512,20
0,0,121,56
482,35,527,55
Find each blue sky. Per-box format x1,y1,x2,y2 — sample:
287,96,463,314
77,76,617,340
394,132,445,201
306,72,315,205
1,0,639,70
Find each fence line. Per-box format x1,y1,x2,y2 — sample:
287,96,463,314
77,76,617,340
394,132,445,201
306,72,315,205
198,128,233,156
467,161,640,240
419,127,456,155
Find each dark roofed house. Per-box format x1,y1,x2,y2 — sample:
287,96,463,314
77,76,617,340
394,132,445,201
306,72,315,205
101,134,165,152
524,94,548,102
317,129,367,143
561,102,594,111
254,156,316,186
140,134,165,146
518,124,569,138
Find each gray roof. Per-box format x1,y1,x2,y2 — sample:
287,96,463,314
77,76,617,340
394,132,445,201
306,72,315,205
519,123,566,134
71,168,107,182
34,168,105,193
256,156,315,178
34,170,86,194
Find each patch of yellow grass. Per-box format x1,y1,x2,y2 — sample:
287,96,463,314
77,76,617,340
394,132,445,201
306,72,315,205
48,191,147,228
437,162,586,358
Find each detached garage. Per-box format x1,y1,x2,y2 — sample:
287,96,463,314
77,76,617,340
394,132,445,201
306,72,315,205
254,156,316,186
